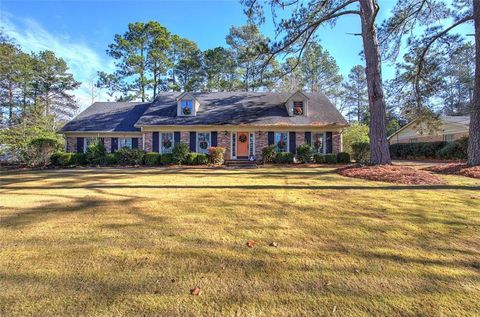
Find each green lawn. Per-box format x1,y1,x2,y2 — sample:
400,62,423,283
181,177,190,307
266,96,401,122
0,167,479,316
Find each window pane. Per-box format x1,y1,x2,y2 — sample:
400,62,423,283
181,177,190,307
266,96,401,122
275,132,288,152
293,101,304,115
312,133,324,153
197,132,210,154
119,138,132,149
161,133,173,153
181,100,193,115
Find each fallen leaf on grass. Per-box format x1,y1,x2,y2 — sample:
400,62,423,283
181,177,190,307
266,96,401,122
190,287,201,296
246,240,255,248
269,242,278,247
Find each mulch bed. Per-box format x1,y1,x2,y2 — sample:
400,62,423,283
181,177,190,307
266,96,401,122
424,163,480,179
337,164,445,185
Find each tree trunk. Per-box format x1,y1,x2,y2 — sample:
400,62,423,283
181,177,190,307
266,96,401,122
8,81,14,126
468,0,480,166
359,0,391,164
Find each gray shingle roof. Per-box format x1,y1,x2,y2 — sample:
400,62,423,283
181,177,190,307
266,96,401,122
136,91,347,127
61,102,150,132
62,92,347,133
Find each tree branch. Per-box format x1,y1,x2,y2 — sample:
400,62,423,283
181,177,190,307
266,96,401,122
414,15,474,107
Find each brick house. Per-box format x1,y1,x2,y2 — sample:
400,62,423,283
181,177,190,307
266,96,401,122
61,91,348,161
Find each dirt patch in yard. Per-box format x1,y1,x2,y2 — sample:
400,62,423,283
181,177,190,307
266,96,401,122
337,164,445,185
424,163,480,179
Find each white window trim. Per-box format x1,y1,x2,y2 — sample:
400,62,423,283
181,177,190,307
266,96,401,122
249,132,255,158
311,132,327,155
119,137,132,149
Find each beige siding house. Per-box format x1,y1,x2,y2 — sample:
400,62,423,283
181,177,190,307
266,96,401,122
388,116,470,144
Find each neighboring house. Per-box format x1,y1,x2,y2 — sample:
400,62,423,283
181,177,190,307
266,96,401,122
388,116,470,144
61,91,348,160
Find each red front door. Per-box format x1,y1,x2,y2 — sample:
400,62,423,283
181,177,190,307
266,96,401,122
237,132,249,158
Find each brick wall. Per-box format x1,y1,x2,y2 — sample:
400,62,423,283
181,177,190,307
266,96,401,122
144,132,153,152
295,132,305,147
181,131,189,143
255,131,268,160
217,131,231,160
332,131,341,154
66,137,76,152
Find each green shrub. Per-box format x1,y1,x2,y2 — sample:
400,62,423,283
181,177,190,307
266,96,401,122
50,152,74,167
437,137,468,159
185,152,198,165
313,154,325,164
115,147,145,165
72,153,87,165
144,152,161,166
336,152,351,164
351,142,370,162
342,123,369,154
105,153,118,165
25,137,62,167
274,152,294,164
261,145,276,163
160,153,173,165
85,138,106,165
196,153,208,165
172,142,190,164
325,154,337,164
389,141,447,159
208,146,226,165
296,144,313,163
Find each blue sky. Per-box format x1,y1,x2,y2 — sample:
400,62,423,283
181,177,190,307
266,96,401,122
0,0,474,111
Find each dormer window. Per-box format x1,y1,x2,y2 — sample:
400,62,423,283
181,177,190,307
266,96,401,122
181,100,193,115
293,101,304,116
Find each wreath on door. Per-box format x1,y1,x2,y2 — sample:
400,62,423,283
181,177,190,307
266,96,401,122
239,134,247,143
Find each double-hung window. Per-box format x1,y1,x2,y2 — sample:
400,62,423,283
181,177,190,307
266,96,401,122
161,132,174,154
197,132,211,154
119,138,132,149
443,134,454,143
181,100,193,115
275,132,288,152
312,133,325,154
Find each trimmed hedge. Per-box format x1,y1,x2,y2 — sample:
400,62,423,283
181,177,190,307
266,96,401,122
436,137,468,159
160,153,173,165
105,153,118,165
314,154,325,164
185,152,198,165
325,154,337,164
115,148,145,165
208,146,226,165
50,152,75,167
172,142,190,164
275,152,294,164
144,152,161,166
389,141,447,159
196,153,208,165
336,152,351,164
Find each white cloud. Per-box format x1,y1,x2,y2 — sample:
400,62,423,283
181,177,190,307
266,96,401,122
0,12,115,112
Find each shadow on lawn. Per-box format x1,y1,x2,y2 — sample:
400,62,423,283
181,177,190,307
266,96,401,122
2,184,480,191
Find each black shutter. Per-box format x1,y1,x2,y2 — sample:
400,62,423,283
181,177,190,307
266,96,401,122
289,132,296,153
268,132,274,145
211,131,218,147
174,131,181,145
132,138,138,149
305,132,311,145
152,132,159,152
189,132,196,152
326,132,333,153
76,137,84,153
111,137,118,153
100,137,105,145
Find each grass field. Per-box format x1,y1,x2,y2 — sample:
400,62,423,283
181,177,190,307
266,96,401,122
1,167,479,316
